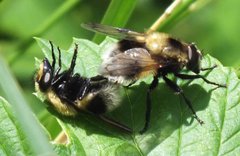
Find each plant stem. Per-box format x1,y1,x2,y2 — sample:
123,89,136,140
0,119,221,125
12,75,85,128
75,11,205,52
147,0,182,33
147,0,197,32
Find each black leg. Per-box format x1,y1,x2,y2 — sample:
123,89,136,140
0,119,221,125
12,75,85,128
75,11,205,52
49,41,56,70
140,76,159,134
175,73,226,88
162,75,204,125
54,46,62,76
77,81,90,100
90,75,107,82
89,76,108,88
57,46,62,68
126,80,137,88
99,115,132,133
69,43,78,74
200,65,217,71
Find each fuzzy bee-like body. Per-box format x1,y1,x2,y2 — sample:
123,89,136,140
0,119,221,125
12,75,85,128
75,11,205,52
35,41,131,132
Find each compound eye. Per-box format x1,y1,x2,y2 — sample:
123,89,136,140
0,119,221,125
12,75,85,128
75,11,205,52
37,58,53,91
187,44,202,74
43,71,51,84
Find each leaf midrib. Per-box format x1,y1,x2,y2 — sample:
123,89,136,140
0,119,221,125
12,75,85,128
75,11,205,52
215,68,230,156
123,88,144,156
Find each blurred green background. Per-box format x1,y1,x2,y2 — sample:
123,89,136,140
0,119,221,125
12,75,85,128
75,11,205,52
0,0,239,138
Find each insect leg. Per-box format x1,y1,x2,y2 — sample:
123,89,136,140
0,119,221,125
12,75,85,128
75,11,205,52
52,44,78,85
49,41,56,70
99,115,132,133
90,75,108,82
140,76,159,134
126,80,137,88
89,76,108,91
200,65,217,71
77,80,90,100
69,43,79,74
54,46,62,76
49,41,62,77
52,44,79,87
175,73,226,88
162,75,204,125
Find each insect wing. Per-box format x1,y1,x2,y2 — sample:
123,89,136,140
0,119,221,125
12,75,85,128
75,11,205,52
99,48,158,79
82,23,146,41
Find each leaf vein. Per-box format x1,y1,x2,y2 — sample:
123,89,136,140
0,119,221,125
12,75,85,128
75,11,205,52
222,125,240,145
216,68,231,156
124,89,144,156
220,142,240,156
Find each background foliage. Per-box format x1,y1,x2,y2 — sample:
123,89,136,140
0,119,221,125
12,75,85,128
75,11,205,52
0,0,239,155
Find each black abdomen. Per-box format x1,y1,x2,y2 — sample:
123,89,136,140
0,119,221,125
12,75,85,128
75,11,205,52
86,94,107,114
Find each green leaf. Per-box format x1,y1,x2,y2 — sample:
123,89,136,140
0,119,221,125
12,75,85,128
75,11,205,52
0,54,54,155
0,97,32,155
35,37,240,155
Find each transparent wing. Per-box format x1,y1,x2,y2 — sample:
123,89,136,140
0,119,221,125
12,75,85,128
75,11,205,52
81,23,146,41
99,48,158,78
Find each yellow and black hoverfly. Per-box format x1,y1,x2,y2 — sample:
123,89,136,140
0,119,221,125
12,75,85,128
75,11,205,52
82,23,226,133
35,41,131,132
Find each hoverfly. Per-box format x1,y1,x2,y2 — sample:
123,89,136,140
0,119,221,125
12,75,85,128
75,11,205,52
81,23,226,133
35,41,131,133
